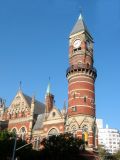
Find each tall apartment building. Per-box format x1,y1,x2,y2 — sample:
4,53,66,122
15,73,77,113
97,119,120,154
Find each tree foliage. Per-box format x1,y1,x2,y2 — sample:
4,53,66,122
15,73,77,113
98,145,119,160
113,150,120,160
0,130,33,160
98,145,108,160
0,131,100,160
42,133,85,160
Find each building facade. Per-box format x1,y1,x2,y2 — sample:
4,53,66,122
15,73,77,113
0,14,98,150
97,119,120,154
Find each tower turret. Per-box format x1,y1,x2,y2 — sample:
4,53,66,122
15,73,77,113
45,83,54,113
66,13,97,150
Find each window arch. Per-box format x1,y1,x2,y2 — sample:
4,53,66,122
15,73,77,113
19,127,26,140
48,128,59,136
71,125,77,133
12,128,18,134
33,137,40,150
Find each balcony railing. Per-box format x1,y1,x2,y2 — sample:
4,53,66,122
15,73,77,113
66,64,97,78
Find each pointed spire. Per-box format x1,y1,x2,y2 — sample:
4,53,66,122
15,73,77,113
46,83,50,94
70,12,92,38
46,77,51,94
19,81,22,91
32,95,35,103
78,13,83,20
63,100,66,110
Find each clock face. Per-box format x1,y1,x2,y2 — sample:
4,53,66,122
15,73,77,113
73,39,81,48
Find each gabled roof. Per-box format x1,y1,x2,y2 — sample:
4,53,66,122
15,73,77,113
33,113,45,130
23,93,45,114
23,93,32,106
33,106,64,131
70,13,92,38
34,99,45,114
8,90,45,115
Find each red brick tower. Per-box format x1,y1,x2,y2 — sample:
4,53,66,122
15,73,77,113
45,83,54,113
66,14,97,150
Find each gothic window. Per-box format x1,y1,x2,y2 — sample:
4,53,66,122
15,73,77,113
48,128,59,136
71,125,76,131
34,137,40,150
20,127,26,140
21,111,25,117
12,128,17,134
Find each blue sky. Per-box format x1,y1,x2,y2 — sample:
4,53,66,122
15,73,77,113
0,0,120,129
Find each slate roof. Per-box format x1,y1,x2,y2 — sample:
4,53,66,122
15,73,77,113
70,14,92,38
33,113,45,130
23,93,45,114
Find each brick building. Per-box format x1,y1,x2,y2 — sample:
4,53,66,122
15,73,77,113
0,13,97,151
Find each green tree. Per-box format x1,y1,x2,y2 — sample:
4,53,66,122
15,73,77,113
41,133,85,160
98,145,117,160
0,130,33,160
0,129,14,140
98,145,108,160
113,150,120,160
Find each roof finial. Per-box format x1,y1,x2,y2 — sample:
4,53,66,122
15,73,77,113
63,100,66,110
78,6,83,20
32,94,35,103
46,77,51,94
19,81,22,91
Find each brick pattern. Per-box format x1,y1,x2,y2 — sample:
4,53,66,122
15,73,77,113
67,26,97,149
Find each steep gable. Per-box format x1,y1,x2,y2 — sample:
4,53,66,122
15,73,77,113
46,107,63,121
8,90,30,112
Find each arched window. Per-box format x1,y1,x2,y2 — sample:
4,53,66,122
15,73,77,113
33,137,40,150
20,127,26,140
48,128,59,136
12,128,17,134
71,125,76,130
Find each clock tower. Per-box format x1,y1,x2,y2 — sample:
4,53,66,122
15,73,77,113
66,14,97,150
